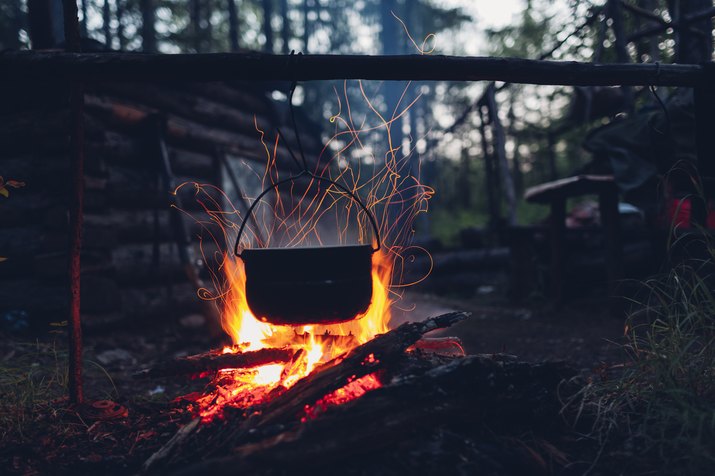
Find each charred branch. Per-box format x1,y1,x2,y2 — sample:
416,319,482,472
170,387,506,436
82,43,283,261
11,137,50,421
256,311,470,426
134,348,295,379
168,353,574,476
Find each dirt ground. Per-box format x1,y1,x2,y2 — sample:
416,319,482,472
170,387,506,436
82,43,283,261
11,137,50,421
0,290,632,475
396,292,627,372
2,291,628,402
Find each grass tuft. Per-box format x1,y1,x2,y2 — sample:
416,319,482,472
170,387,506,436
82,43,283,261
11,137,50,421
566,260,715,474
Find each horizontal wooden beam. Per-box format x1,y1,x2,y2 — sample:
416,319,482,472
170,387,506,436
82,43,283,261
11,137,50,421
0,51,706,87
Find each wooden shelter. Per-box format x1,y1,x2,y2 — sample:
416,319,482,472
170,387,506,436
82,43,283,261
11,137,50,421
0,76,319,331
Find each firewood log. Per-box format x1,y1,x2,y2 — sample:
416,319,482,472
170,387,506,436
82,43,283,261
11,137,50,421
134,347,296,379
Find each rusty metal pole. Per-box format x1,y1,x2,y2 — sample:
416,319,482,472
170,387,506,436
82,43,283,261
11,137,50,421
63,0,85,405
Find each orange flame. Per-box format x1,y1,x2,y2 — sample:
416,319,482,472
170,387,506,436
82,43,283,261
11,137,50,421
195,250,392,419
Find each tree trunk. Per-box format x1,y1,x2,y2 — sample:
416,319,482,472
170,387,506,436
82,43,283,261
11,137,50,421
380,0,403,176
103,0,112,47
546,131,557,181
116,0,126,50
191,0,202,52
607,0,633,114
228,0,239,51
486,85,517,226
508,101,523,197
478,105,500,234
140,0,156,53
80,0,88,37
27,0,56,49
4,0,23,49
669,0,714,63
280,0,290,53
641,0,660,61
302,0,310,51
263,0,274,53
205,1,212,52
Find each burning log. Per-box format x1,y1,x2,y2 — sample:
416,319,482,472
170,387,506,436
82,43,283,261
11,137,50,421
134,347,295,379
256,311,470,426
249,358,569,475
142,312,470,472
167,353,575,476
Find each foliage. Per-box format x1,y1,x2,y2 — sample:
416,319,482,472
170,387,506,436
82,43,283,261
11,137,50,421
0,339,120,445
566,256,715,474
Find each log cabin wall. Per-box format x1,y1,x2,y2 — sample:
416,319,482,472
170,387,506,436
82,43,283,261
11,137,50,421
0,80,318,332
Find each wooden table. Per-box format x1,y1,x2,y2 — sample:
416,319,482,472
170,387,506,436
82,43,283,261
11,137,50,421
524,175,622,310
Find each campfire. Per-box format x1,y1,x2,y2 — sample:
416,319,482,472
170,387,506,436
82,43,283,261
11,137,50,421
133,87,572,474
194,247,393,421
148,83,436,422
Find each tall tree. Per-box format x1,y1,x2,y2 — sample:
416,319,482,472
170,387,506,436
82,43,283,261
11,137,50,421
302,0,310,51
116,0,126,49
0,0,24,49
380,0,403,160
191,0,202,51
667,0,714,63
263,0,274,52
103,0,112,47
140,0,156,52
27,0,56,50
80,0,88,37
280,0,290,53
607,0,633,113
228,0,240,51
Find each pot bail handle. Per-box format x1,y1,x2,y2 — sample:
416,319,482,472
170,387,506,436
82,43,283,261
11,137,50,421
234,170,381,258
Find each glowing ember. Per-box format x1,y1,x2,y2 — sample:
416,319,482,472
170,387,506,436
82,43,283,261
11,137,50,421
302,373,383,422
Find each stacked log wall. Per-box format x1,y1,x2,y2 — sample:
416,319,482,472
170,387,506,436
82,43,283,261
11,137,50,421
0,81,309,332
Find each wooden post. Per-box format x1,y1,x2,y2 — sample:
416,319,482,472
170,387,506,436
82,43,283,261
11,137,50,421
599,189,624,316
549,198,566,307
63,0,85,405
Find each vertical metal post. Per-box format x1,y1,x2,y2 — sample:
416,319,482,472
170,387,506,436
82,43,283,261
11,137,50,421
63,0,85,405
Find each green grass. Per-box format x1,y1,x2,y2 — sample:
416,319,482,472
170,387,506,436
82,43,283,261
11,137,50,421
0,341,69,443
429,207,488,247
566,260,715,475
0,340,119,445
428,201,549,248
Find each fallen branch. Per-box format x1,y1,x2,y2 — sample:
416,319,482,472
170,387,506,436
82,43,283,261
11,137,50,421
134,347,295,379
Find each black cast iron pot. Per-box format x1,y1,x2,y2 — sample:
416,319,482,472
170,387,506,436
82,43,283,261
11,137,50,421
234,171,381,326
241,244,373,326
